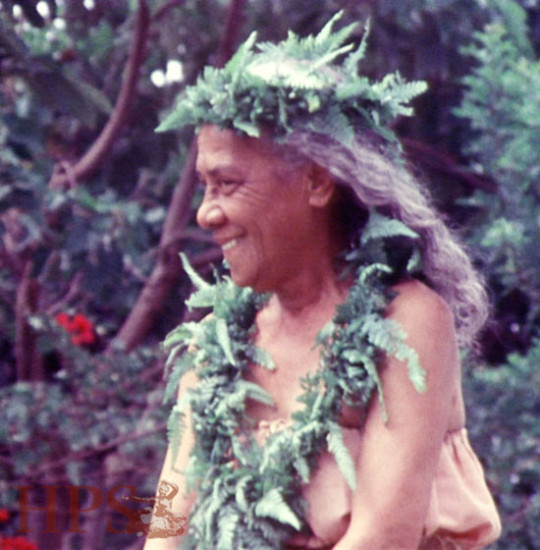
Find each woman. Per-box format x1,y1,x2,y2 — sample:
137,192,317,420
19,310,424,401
145,13,501,550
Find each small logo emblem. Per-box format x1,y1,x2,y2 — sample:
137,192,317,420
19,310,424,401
123,481,186,539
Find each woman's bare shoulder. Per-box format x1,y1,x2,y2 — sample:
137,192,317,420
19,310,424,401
388,279,454,333
386,279,459,378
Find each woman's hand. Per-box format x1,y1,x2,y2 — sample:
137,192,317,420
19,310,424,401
331,534,418,550
331,534,359,550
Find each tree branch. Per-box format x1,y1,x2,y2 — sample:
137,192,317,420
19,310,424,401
113,0,247,351
29,422,168,478
215,0,247,68
49,0,150,188
153,0,187,22
15,259,43,381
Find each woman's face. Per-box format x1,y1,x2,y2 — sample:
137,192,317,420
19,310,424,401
196,125,320,292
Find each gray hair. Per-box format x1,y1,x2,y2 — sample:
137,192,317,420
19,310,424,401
282,131,489,348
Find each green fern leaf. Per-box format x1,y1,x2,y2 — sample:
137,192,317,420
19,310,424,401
365,316,426,394
309,43,355,73
254,488,302,530
317,320,336,343
215,318,236,365
307,104,354,146
180,252,210,290
357,263,392,285
406,246,423,273
335,76,373,101
240,380,275,407
492,0,534,57
162,322,198,350
234,475,252,512
200,478,230,541
384,80,429,117
344,18,371,73
185,286,220,309
224,31,258,86
214,380,273,417
250,345,276,370
314,10,345,46
217,506,241,549
382,320,426,392
294,455,311,483
327,422,356,490
167,403,186,465
164,353,193,403
342,349,365,364
361,211,419,244
164,342,183,377
359,351,387,421
233,118,261,137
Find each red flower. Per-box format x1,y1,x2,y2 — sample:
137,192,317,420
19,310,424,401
0,536,38,550
55,312,96,347
0,508,8,522
69,314,97,346
55,312,71,329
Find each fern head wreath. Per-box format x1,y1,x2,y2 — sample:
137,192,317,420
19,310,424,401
157,11,427,153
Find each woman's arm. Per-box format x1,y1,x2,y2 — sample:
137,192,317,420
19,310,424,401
143,370,198,550
334,280,460,550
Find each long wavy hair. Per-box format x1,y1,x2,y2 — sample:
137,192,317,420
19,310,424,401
280,131,489,348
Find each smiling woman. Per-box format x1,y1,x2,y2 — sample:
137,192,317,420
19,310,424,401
144,12,501,550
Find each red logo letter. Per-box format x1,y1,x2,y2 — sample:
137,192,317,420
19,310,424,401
17,486,61,534
106,485,139,534
67,486,104,533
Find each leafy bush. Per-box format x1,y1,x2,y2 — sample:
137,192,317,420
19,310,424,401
465,342,540,549
455,2,539,547
454,0,539,361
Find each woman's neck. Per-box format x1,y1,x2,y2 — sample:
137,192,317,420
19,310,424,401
258,261,350,341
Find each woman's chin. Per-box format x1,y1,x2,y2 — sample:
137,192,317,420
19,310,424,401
228,268,255,289
229,269,271,293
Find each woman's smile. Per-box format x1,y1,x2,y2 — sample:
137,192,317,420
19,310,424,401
221,238,239,252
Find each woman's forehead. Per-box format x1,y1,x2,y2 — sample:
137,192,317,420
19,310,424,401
196,125,278,171
198,125,266,151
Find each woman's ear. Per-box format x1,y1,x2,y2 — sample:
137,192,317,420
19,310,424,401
306,163,335,208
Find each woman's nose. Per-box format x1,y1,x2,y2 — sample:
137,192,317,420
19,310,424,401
196,195,226,230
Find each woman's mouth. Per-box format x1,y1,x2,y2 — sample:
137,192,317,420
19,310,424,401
222,238,240,252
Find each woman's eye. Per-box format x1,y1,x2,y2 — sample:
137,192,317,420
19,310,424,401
219,179,240,192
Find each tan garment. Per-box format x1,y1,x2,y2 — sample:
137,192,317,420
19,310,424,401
255,420,501,549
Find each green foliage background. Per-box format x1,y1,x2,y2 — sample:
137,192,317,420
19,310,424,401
0,0,538,548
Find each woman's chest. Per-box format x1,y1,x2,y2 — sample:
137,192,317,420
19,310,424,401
243,338,318,422
242,335,366,429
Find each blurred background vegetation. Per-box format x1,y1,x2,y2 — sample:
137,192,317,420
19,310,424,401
0,1,538,548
